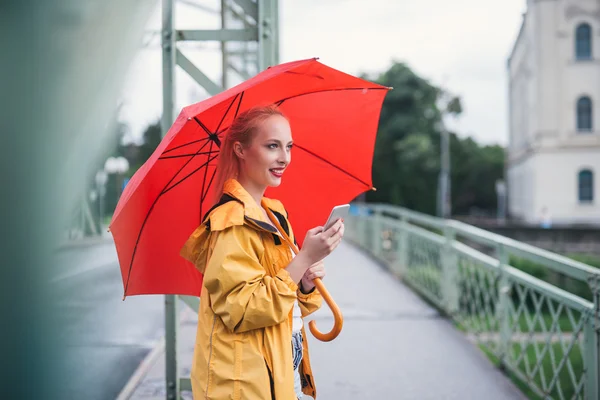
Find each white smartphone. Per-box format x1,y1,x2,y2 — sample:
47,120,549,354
324,204,350,231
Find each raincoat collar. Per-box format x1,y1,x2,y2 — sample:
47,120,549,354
221,179,287,233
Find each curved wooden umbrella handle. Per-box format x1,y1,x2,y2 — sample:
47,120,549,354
309,277,343,342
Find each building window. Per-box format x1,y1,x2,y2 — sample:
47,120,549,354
577,96,593,131
578,169,594,203
575,23,592,60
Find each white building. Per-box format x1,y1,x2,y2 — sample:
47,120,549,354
507,0,600,226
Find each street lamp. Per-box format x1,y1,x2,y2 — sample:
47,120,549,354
104,156,130,199
104,156,130,176
95,170,108,231
436,118,451,219
495,180,507,225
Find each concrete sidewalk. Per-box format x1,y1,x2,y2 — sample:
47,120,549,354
120,241,526,399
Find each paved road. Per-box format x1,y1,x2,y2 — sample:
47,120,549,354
51,239,164,400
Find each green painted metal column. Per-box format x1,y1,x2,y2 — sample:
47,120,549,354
441,223,459,315
371,208,382,259
397,216,409,277
162,0,179,399
495,243,512,370
258,0,279,70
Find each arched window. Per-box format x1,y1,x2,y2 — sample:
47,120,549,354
578,169,594,203
575,23,592,60
577,96,593,131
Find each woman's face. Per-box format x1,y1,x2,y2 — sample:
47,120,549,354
236,115,293,189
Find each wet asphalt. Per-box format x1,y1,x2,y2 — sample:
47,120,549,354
51,239,164,400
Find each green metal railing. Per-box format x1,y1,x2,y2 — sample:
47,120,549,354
346,204,600,400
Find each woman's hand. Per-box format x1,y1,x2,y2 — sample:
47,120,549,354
299,219,345,265
300,261,325,293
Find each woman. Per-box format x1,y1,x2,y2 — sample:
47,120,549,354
180,105,345,399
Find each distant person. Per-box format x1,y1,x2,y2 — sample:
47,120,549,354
539,206,552,229
180,105,345,399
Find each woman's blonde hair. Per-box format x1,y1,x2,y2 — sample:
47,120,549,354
210,104,286,206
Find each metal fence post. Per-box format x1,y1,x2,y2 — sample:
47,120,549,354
345,214,354,242
584,275,600,400
363,211,370,250
355,215,362,248
441,223,459,315
397,216,409,277
496,243,512,370
372,208,381,259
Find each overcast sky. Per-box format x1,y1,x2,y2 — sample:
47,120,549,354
119,0,526,146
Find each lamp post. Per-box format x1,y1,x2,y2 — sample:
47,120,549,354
104,156,130,201
495,180,507,225
95,170,108,231
436,81,457,219
437,118,451,219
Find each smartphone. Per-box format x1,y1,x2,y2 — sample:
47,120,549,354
324,204,350,231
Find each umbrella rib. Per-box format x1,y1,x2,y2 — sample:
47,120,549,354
234,91,244,118
295,144,371,189
199,164,218,224
158,150,219,160
283,70,324,80
198,140,214,219
123,136,213,295
215,92,240,134
193,117,221,147
158,137,211,199
193,117,212,136
162,154,219,196
163,137,210,155
202,167,218,205
276,86,389,104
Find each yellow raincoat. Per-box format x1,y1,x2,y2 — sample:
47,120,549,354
180,179,323,399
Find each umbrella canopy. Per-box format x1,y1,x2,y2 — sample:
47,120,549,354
110,58,389,297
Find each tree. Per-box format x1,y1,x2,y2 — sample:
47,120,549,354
451,141,504,214
364,62,444,213
364,61,505,216
138,119,162,164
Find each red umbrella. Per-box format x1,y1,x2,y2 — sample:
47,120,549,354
110,58,389,300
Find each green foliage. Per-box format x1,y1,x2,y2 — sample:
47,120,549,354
509,254,599,301
566,253,600,268
365,61,505,216
452,140,505,213
365,63,442,212
138,120,162,164
508,256,548,281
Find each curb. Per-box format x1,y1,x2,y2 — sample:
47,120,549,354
115,337,166,400
115,307,196,400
